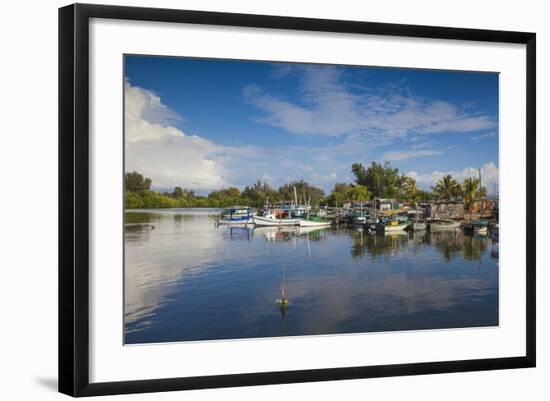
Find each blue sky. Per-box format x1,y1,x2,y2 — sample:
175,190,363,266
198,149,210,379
124,55,499,195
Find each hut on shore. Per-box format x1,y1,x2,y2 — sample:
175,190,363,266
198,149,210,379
469,199,497,216
426,201,465,219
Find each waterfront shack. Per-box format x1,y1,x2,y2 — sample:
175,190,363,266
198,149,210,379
426,201,465,219
470,199,497,217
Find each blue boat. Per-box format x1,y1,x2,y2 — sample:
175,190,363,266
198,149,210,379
219,207,254,225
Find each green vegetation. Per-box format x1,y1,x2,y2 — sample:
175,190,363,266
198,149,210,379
462,177,487,216
124,173,324,209
432,174,462,201
124,161,487,209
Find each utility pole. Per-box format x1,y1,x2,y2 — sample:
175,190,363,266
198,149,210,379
479,168,484,216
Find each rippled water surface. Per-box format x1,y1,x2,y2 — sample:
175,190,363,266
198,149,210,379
124,209,499,344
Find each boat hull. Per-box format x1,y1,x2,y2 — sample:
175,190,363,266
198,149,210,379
429,221,461,231
218,218,252,225
378,222,410,232
299,219,332,227
252,215,300,226
411,222,427,231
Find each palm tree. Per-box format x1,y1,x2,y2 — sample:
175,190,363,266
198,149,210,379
397,175,417,201
432,175,461,201
462,177,487,219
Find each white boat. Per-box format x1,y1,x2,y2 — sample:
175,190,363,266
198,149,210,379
429,219,461,231
377,220,410,232
299,217,332,227
252,212,300,226
464,220,488,235
411,221,427,231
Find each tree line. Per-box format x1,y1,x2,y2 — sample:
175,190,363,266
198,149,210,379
124,161,487,210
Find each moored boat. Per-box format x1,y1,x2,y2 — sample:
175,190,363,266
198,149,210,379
411,221,427,231
299,215,332,227
407,209,427,231
428,219,461,231
252,212,300,226
377,220,410,233
463,220,489,235
218,206,254,225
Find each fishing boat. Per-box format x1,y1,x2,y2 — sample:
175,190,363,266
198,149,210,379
377,219,410,233
218,207,253,225
407,209,426,231
252,211,300,226
299,215,332,227
411,221,427,231
463,220,489,235
428,219,461,231
349,206,369,225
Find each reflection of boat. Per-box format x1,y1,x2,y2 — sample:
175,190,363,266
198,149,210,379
218,207,253,225
489,222,499,239
491,240,499,258
299,215,332,227
463,220,488,235
252,211,300,226
253,225,327,240
384,230,409,237
429,219,461,231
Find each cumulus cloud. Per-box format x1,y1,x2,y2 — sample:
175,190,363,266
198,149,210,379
125,81,231,191
244,65,497,140
407,162,499,195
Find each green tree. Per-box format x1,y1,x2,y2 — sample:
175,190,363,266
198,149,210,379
462,177,487,213
413,190,433,202
326,183,354,206
208,187,240,199
348,184,371,201
326,182,371,205
124,191,144,209
278,180,325,206
172,186,195,199
397,175,417,201
352,161,404,198
125,171,152,192
241,180,281,207
432,175,462,201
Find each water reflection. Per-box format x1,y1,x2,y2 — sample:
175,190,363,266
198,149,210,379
125,210,498,344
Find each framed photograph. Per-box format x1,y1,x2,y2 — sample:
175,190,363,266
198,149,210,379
59,3,536,397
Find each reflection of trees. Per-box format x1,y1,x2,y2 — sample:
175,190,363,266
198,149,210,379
125,211,193,225
349,230,409,258
125,211,163,225
462,235,489,261
428,230,489,262
426,231,463,262
348,228,491,262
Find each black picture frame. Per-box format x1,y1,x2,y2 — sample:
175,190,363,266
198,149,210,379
59,3,536,397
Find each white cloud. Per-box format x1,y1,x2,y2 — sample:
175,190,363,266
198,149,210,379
471,131,497,141
382,149,443,161
407,162,499,195
244,65,497,140
125,81,230,191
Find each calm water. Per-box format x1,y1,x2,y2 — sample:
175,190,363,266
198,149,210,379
125,209,499,344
